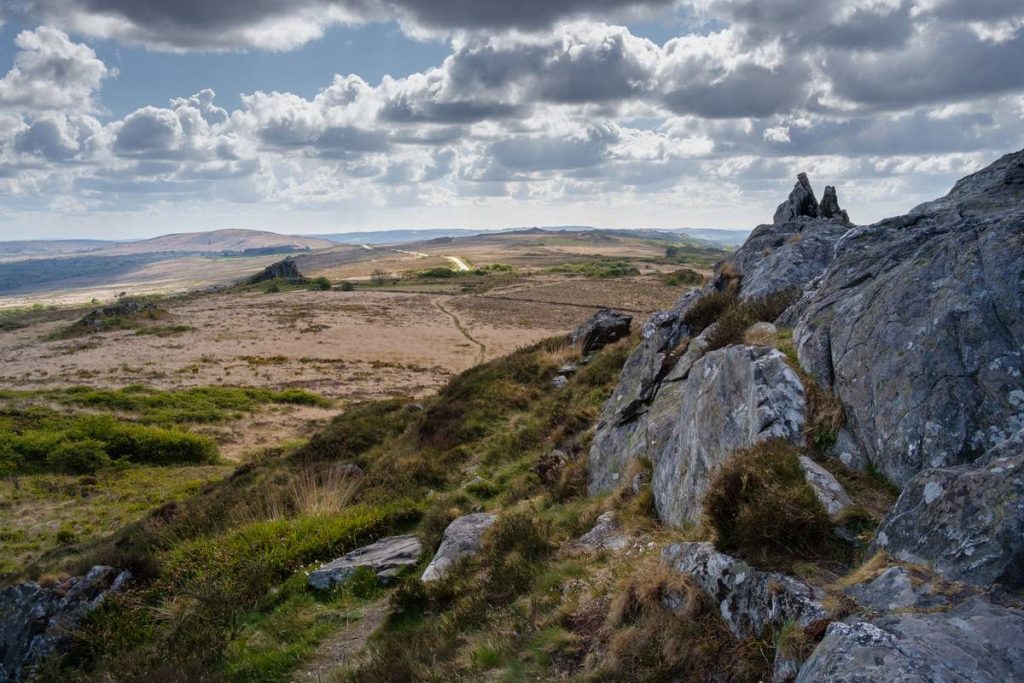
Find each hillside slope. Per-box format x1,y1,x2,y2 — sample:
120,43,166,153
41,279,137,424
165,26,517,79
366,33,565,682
2,150,1023,683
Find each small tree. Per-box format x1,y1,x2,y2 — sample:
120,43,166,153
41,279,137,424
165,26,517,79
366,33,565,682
371,269,388,286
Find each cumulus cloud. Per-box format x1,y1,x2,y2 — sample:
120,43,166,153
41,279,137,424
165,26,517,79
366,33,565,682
2,1,1024,230
12,0,675,50
0,26,109,111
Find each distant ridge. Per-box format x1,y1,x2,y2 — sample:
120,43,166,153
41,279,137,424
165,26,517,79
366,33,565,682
305,226,750,247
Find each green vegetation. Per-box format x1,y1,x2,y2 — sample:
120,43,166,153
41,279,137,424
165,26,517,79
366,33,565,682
0,465,229,576
659,267,704,287
0,384,330,426
309,276,333,291
549,259,642,278
703,440,837,571
680,285,798,353
0,410,217,475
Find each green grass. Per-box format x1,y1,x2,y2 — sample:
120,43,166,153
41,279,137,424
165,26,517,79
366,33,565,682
548,259,642,278
0,410,218,475
0,465,230,577
1,384,330,426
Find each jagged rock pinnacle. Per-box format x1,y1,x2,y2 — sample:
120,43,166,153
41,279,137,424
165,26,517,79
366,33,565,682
819,185,850,223
772,174,850,224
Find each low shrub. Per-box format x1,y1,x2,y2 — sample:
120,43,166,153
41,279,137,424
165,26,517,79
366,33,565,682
292,398,415,465
704,440,835,570
309,276,332,291
660,267,704,287
48,438,111,474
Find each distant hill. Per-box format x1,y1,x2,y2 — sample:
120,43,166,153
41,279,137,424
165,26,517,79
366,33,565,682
105,229,335,255
306,226,749,247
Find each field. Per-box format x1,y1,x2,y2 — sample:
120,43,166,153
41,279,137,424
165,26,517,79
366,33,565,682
0,228,726,577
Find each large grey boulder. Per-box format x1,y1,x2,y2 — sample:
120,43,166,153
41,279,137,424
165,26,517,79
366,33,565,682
1,565,131,683
796,598,1024,683
567,308,632,356
868,431,1024,588
662,542,829,639
421,513,496,582
591,343,806,527
588,291,702,494
792,149,1024,487
246,257,306,285
308,535,422,591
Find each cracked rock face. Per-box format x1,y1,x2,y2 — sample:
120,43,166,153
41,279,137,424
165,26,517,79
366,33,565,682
869,430,1024,588
796,598,1024,683
1,565,132,683
662,542,829,639
792,149,1024,487
592,343,806,527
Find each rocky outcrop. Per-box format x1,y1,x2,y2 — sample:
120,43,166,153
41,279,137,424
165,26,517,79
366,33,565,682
421,513,496,582
308,535,421,590
567,308,632,356
1,566,131,682
868,430,1024,588
663,542,829,638
75,300,160,331
792,149,1024,487
796,598,1024,683
819,186,850,223
719,174,853,301
773,173,821,224
246,257,307,285
591,342,806,527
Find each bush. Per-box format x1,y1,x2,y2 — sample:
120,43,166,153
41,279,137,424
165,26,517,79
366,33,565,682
704,440,834,570
337,281,355,291
309,276,332,291
682,289,736,334
420,267,458,278
695,288,800,353
48,438,110,474
660,268,704,287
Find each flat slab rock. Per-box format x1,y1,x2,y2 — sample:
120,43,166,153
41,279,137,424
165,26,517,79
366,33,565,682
421,513,496,582
796,598,1024,683
797,456,853,517
308,535,422,591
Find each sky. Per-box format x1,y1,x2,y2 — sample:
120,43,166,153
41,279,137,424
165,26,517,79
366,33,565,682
0,0,1022,239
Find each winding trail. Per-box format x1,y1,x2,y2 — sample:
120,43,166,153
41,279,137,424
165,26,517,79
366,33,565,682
434,296,486,364
444,255,471,272
292,598,389,682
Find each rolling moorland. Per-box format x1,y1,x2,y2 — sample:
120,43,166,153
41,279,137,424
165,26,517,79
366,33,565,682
0,149,1023,682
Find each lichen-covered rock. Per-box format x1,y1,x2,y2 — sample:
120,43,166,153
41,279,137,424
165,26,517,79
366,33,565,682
0,565,131,683
308,535,421,591
868,433,1024,588
567,308,632,356
662,542,829,639
421,513,496,582
796,598,1024,682
588,292,702,494
793,149,1024,487
599,344,805,527
797,456,853,516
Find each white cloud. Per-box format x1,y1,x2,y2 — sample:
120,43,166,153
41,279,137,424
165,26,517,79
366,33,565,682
0,26,109,112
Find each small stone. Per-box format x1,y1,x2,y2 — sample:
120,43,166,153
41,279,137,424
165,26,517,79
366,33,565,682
551,375,568,389
797,456,853,517
576,511,628,552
